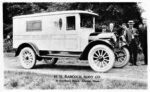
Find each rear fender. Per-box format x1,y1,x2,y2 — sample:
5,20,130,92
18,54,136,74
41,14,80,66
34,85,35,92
15,42,40,57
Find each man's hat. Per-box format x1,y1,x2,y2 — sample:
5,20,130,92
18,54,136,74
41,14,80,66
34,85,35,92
102,24,107,28
128,20,135,25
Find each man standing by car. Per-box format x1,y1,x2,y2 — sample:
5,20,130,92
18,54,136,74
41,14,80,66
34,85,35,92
126,20,138,66
138,23,147,65
109,23,114,32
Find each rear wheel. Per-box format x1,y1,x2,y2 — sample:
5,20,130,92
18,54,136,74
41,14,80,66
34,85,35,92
44,58,58,66
19,47,36,69
88,45,115,73
114,47,130,68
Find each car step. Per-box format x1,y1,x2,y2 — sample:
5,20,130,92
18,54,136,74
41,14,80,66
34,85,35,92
40,54,81,58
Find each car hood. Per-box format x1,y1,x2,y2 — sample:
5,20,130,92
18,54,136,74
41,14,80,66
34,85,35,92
89,32,116,41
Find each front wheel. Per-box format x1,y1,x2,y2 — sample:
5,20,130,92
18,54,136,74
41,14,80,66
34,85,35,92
88,45,115,73
19,47,36,69
114,47,130,68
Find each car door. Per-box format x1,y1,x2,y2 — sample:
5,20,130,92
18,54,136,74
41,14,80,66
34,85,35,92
64,15,80,51
49,16,65,51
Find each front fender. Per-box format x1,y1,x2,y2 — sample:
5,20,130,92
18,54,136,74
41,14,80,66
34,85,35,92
79,40,113,60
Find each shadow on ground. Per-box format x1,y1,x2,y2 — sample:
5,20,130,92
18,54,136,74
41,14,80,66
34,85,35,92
35,64,92,71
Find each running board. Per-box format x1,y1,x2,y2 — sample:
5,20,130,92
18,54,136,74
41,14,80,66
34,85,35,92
40,54,81,58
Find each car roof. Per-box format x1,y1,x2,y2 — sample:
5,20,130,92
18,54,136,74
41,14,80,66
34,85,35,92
13,10,99,19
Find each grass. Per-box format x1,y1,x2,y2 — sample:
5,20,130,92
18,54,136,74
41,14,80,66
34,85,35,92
4,71,147,89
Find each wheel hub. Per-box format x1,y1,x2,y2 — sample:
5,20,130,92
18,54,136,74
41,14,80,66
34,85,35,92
25,56,29,60
22,51,33,64
115,51,125,62
98,56,104,62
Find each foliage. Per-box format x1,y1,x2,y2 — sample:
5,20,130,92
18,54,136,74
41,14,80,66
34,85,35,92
3,39,14,52
69,3,142,25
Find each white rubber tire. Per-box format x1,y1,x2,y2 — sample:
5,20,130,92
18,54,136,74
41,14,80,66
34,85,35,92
19,47,36,69
114,47,130,68
44,58,58,66
88,45,115,73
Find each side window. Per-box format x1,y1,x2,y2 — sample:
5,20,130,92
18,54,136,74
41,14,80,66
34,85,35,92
66,16,75,30
26,20,42,31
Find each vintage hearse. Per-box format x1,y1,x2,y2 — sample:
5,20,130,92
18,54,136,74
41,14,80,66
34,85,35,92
13,10,130,72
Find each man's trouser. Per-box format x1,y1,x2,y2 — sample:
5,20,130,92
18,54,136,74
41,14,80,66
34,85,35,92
141,43,148,65
129,39,138,65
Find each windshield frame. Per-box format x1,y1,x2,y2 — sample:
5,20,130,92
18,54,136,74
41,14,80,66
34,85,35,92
80,13,95,29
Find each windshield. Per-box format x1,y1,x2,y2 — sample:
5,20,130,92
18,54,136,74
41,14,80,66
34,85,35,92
80,14,93,28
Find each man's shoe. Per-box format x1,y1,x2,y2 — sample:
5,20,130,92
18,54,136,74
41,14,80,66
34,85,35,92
129,63,133,66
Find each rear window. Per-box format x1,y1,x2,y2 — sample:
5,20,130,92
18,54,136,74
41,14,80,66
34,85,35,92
26,20,42,31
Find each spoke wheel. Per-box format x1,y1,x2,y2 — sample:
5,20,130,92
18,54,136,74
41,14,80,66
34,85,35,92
114,47,130,68
44,58,58,66
19,47,36,69
88,45,115,73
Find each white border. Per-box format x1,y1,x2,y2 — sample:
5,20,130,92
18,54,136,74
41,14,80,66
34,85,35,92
0,0,149,92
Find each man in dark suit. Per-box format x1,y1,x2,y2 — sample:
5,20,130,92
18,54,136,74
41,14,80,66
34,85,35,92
126,20,138,66
138,23,147,65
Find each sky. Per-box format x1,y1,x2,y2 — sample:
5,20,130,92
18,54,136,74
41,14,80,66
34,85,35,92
137,2,148,19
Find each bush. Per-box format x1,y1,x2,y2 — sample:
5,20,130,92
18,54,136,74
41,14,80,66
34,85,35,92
3,38,13,52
